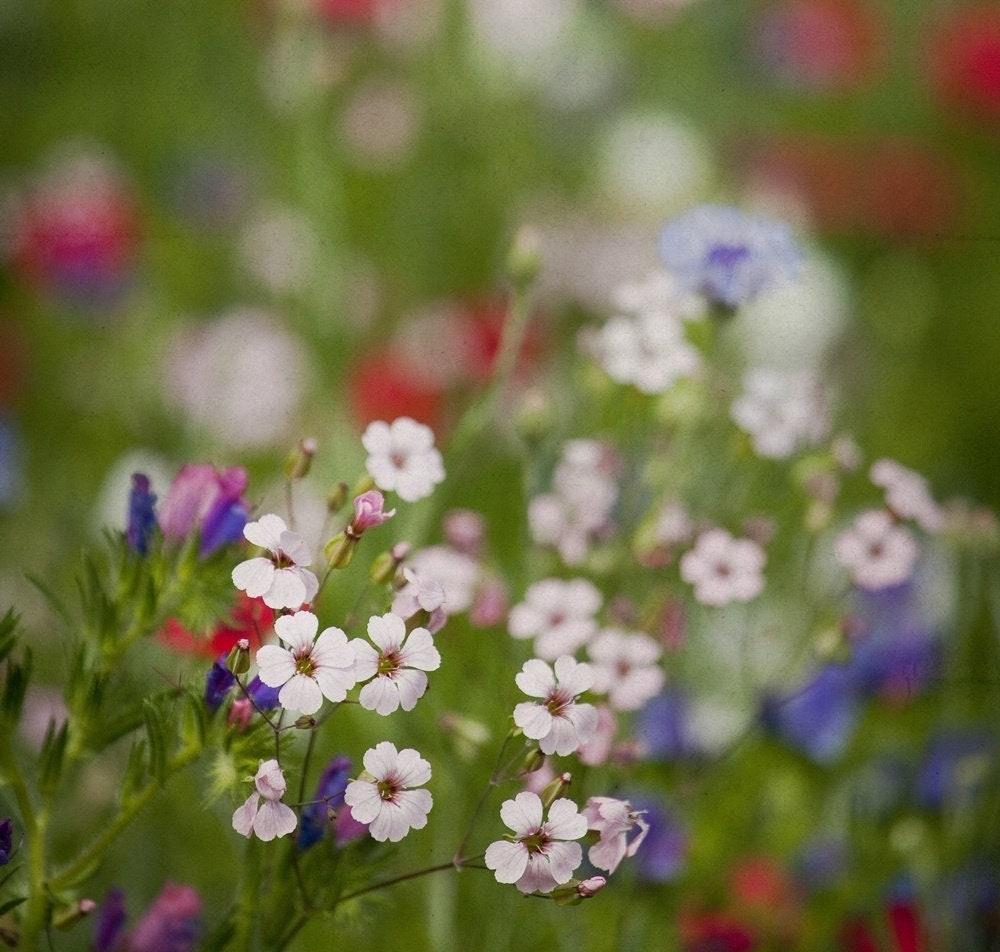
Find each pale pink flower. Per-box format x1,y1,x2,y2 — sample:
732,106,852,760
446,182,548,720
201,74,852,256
349,489,396,534
870,458,943,533
586,629,665,711
343,741,432,843
576,704,618,767
255,611,357,715
592,310,700,394
391,567,448,633
834,509,919,590
582,796,649,874
401,545,480,613
730,369,829,459
351,612,441,715
232,759,298,841
231,513,319,610
362,417,445,502
513,656,599,756
508,578,602,660
484,792,587,894
680,528,766,606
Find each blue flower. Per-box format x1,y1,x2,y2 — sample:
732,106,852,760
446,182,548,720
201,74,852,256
658,205,802,307
761,663,861,764
0,417,23,509
246,675,281,710
914,728,995,812
636,689,697,761
298,755,352,850
126,473,158,555
204,654,236,712
92,888,127,952
0,818,13,866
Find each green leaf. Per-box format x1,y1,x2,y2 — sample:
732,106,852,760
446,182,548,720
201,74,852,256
120,738,149,806
0,896,26,917
23,573,73,628
1,648,32,726
143,699,168,784
38,719,69,796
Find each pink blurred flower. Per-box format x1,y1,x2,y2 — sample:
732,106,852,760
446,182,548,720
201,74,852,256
158,463,251,555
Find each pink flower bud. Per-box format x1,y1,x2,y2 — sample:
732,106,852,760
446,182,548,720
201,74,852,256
576,876,607,898
350,490,396,534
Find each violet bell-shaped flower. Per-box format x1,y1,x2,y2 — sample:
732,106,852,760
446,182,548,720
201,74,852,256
0,818,13,866
298,756,352,850
126,473,157,555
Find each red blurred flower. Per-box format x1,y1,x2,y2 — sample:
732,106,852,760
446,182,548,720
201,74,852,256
8,151,139,306
678,911,754,952
313,0,381,24
349,347,444,431
842,899,925,952
927,4,1000,132
159,592,273,658
754,0,882,91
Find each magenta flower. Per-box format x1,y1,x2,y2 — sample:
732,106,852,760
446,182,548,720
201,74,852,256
349,489,396,534
158,463,251,555
127,882,202,952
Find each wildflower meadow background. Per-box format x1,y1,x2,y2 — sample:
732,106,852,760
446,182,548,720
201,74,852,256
2,0,1000,950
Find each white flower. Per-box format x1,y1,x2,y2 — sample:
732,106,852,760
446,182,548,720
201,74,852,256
586,629,665,711
362,417,445,503
351,612,441,715
870,458,943,533
513,656,599,756
581,796,649,875
231,514,319,610
592,310,701,394
834,509,919,590
255,611,357,715
344,741,433,843
232,759,298,841
484,791,587,894
730,368,829,459
391,567,447,632
399,545,480,614
680,528,766,606
508,578,602,660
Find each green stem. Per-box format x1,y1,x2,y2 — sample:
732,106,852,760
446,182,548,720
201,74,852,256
20,805,50,949
49,742,202,892
335,859,467,906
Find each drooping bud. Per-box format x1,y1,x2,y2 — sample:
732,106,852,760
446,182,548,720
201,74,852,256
369,541,411,585
521,748,547,776
505,225,542,290
284,437,318,481
324,531,357,570
540,771,573,808
226,638,251,677
326,481,349,515
53,898,97,930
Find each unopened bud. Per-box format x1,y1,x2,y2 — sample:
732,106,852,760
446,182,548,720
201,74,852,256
226,638,251,677
540,771,573,808
506,225,542,289
521,748,547,775
324,532,357,570
284,437,318,481
326,481,349,514
294,715,316,730
369,541,411,586
576,876,607,898
53,898,97,930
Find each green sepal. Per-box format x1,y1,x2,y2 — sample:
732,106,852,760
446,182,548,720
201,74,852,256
142,699,169,784
1,648,31,726
38,719,69,796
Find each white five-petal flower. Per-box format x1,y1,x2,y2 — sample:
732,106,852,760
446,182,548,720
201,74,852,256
834,508,919,590
255,611,358,715
343,741,433,843
870,458,943,533
508,578,602,660
484,791,587,894
586,629,665,712
513,656,599,756
232,759,298,841
231,513,319,610
581,796,649,875
352,612,441,715
362,417,445,503
679,528,766,607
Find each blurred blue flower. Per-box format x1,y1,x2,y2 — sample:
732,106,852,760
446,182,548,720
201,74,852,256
127,882,201,952
298,755,352,850
627,796,687,883
658,205,802,307
794,837,849,894
636,689,698,761
847,582,941,703
0,818,12,866
126,473,157,556
92,888,127,952
246,675,281,710
204,654,236,712
914,727,995,812
761,663,861,764
0,417,23,509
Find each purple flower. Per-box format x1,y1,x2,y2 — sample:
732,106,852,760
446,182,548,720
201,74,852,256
794,838,849,894
204,654,236,712
0,818,13,866
126,473,158,555
127,882,201,952
626,796,687,883
761,663,861,764
246,675,281,709
915,728,995,812
158,464,250,556
636,690,697,761
846,582,941,703
658,205,802,307
92,888,127,952
298,755,352,850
